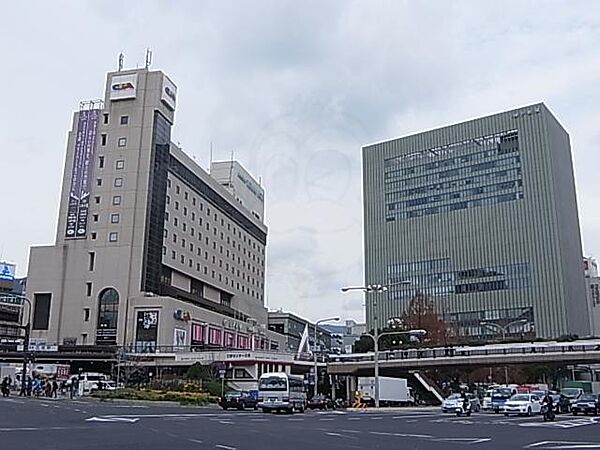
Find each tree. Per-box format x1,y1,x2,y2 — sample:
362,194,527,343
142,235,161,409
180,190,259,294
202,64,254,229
399,292,447,345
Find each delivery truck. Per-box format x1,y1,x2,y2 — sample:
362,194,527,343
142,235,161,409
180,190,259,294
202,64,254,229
358,376,415,406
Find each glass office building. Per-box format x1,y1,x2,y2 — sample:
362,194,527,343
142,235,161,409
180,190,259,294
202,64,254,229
362,104,590,339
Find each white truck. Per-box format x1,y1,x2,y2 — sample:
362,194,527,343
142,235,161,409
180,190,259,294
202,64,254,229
358,376,415,406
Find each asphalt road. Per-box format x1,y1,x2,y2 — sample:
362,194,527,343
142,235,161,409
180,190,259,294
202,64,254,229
1,397,600,450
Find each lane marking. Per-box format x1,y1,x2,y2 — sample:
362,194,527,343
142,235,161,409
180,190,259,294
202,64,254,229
215,445,236,450
86,417,139,423
525,442,600,449
188,439,204,444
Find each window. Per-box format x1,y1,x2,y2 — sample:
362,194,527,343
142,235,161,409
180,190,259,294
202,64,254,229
183,207,188,216
116,160,125,170
99,156,105,168
86,282,93,297
171,250,176,259
110,213,120,224
101,134,107,146
174,217,178,226
120,115,129,125
84,308,90,322
32,293,51,330
92,214,99,222
96,178,102,187
112,195,122,206
180,255,185,263
184,192,188,200
176,185,180,194
94,196,100,204
114,178,123,187
173,234,177,243
88,252,95,271
97,288,119,333
175,201,179,210
91,232,97,240
118,137,127,147
109,232,118,242
103,113,109,124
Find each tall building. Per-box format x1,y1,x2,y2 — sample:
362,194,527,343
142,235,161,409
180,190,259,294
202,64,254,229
26,67,280,351
267,310,335,353
362,104,589,340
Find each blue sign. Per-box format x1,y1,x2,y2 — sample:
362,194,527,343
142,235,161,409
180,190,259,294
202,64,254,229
0,263,15,281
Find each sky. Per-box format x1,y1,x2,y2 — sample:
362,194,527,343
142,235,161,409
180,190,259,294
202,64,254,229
1,1,600,324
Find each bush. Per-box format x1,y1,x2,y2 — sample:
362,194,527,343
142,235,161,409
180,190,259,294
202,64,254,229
91,388,216,406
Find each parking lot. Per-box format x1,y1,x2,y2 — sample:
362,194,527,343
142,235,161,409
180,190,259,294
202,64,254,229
1,397,600,449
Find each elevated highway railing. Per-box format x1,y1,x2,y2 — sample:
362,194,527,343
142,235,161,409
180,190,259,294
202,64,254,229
327,339,600,374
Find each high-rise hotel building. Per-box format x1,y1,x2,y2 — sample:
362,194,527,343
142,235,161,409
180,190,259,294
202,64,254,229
362,104,590,339
26,68,280,351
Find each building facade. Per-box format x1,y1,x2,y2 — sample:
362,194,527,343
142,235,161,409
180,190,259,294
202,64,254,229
363,104,589,340
321,319,366,353
267,311,335,353
26,67,281,352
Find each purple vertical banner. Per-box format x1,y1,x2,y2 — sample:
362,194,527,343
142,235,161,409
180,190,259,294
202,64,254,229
65,109,100,238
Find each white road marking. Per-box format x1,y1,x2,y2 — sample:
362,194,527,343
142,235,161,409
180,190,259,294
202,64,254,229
520,418,600,429
525,442,600,449
215,445,236,450
288,418,304,421
319,418,334,421
347,417,361,421
340,429,361,434
324,432,356,439
86,416,139,423
188,439,204,444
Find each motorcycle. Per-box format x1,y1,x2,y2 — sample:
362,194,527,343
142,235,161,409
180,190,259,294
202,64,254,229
456,399,472,417
541,403,555,422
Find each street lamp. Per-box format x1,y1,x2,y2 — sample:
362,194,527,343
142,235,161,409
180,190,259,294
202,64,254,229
313,317,340,397
479,319,528,341
479,319,528,385
340,281,421,408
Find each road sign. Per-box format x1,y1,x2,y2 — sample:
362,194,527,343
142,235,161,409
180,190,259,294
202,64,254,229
0,295,23,306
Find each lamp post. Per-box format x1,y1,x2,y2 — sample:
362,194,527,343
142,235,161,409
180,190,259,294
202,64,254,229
480,319,528,385
313,317,340,397
341,281,421,408
479,319,528,341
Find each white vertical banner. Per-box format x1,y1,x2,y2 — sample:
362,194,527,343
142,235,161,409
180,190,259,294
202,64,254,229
297,324,310,357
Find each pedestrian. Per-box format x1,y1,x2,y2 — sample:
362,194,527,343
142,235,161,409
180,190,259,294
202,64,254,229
45,380,52,398
1,377,9,398
52,380,59,398
26,377,33,397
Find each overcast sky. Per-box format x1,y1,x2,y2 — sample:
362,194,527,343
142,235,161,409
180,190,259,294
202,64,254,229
1,1,600,324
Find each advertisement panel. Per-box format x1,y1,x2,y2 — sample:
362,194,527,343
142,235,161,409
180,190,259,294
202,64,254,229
135,310,159,352
161,75,177,110
109,73,138,100
173,328,187,351
65,109,100,238
0,262,16,281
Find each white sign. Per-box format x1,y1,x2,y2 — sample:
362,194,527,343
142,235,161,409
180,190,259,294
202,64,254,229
173,328,187,350
0,262,15,281
161,75,177,110
110,73,137,100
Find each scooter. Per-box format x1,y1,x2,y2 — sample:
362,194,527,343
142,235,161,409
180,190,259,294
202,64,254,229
456,399,472,417
541,403,555,422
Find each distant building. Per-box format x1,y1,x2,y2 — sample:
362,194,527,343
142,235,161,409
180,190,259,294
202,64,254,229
363,104,589,340
321,319,366,353
211,161,265,222
0,262,24,341
584,257,600,336
267,311,335,353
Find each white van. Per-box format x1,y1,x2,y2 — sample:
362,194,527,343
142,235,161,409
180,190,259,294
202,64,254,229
257,372,306,413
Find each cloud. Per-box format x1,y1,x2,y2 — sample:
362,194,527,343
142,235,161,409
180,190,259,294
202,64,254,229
1,0,600,325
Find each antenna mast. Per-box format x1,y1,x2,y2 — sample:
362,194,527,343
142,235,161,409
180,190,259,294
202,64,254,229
145,48,153,68
118,53,124,71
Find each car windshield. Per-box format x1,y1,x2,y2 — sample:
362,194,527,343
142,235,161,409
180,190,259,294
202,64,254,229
561,389,581,398
492,389,512,398
258,376,287,391
446,394,461,400
580,395,596,401
510,395,530,402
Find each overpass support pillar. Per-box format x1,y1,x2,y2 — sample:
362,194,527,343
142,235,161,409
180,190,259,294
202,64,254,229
346,375,357,402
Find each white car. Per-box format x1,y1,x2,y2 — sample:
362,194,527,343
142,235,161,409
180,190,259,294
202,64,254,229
503,393,542,416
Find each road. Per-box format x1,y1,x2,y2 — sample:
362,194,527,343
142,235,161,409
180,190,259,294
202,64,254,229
1,398,600,449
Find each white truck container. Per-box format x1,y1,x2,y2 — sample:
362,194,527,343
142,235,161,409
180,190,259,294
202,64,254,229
358,376,415,406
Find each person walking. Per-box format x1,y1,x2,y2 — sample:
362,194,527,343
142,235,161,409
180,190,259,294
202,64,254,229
1,377,9,398
26,376,33,397
52,380,59,398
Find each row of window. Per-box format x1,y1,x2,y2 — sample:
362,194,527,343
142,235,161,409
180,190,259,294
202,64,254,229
167,178,265,255
164,247,263,301
383,130,518,168
385,168,522,199
388,180,524,211
386,191,524,221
